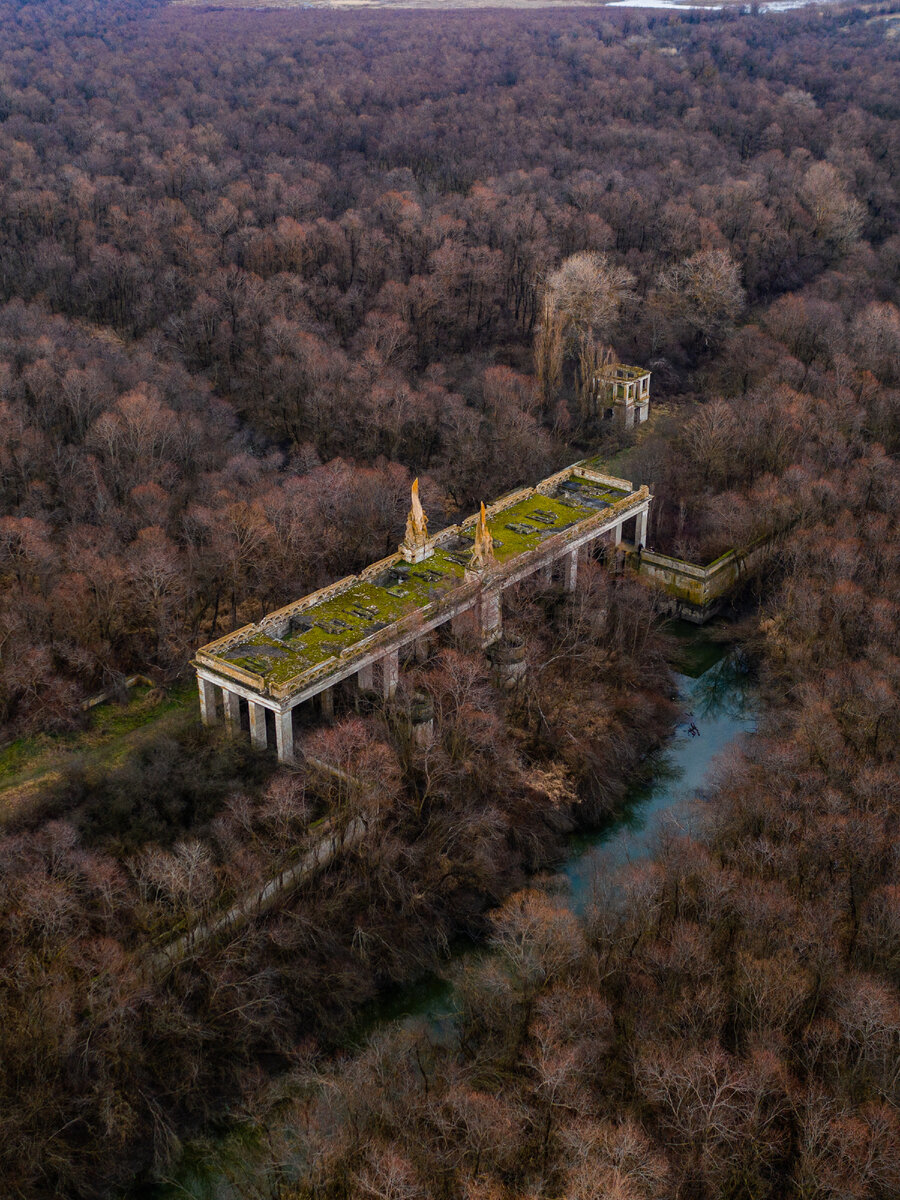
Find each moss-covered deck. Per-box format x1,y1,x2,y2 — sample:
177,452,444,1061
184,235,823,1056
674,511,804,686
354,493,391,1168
195,462,639,699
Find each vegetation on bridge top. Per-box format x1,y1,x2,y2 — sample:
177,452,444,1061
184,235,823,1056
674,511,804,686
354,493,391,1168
199,465,637,693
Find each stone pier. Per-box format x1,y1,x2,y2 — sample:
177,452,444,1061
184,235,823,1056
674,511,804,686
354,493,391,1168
275,709,295,764
636,508,648,549
488,637,527,690
563,548,578,592
381,648,399,699
223,689,241,736
249,701,268,751
198,677,218,726
409,692,435,748
479,590,502,645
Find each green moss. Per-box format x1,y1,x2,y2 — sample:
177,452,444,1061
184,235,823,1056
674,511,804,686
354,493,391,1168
204,477,643,694
0,685,195,805
483,492,594,559
212,550,473,689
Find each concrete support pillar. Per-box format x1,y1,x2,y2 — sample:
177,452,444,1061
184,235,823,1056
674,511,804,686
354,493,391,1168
540,562,553,584
223,689,242,737
413,717,434,748
624,404,635,430
198,676,218,726
414,635,430,664
409,692,435,749
563,548,578,592
612,522,623,547
488,638,527,691
382,648,399,699
319,686,334,720
480,590,502,645
636,507,648,549
249,701,268,751
357,662,374,692
275,709,295,764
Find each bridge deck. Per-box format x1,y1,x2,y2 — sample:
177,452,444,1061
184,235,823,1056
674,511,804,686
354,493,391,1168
195,461,641,703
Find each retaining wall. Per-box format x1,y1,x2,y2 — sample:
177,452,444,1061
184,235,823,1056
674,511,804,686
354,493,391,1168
627,535,778,623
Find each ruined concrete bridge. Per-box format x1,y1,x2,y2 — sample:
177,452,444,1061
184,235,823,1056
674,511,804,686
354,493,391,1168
194,458,651,763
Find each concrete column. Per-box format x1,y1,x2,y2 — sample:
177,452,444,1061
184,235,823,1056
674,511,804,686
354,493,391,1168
480,590,502,645
563,548,578,592
357,662,374,691
488,638,527,691
249,701,268,751
540,562,553,584
198,676,218,726
275,709,295,764
636,507,648,549
624,404,635,430
382,648,399,699
612,522,623,547
319,686,334,720
414,635,430,664
409,693,435,749
223,689,242,737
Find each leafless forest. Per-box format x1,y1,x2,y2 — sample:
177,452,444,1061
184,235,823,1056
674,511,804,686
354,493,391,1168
0,0,898,1195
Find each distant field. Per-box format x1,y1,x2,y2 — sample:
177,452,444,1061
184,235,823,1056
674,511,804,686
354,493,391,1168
170,0,736,9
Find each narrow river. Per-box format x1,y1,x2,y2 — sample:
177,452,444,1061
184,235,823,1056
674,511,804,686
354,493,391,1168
144,622,756,1199
565,623,755,913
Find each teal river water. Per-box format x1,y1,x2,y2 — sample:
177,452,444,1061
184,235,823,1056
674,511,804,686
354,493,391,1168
144,622,756,1199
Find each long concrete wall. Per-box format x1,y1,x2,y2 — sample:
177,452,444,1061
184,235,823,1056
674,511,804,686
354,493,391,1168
147,814,369,977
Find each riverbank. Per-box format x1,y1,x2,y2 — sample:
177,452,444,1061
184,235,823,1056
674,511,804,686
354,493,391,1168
143,619,754,1199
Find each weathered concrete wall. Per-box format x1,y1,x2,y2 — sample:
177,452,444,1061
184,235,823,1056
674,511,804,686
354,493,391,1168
627,536,778,623
147,814,368,977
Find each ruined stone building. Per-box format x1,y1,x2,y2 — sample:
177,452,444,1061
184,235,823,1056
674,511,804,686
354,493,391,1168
194,370,653,763
596,363,651,428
